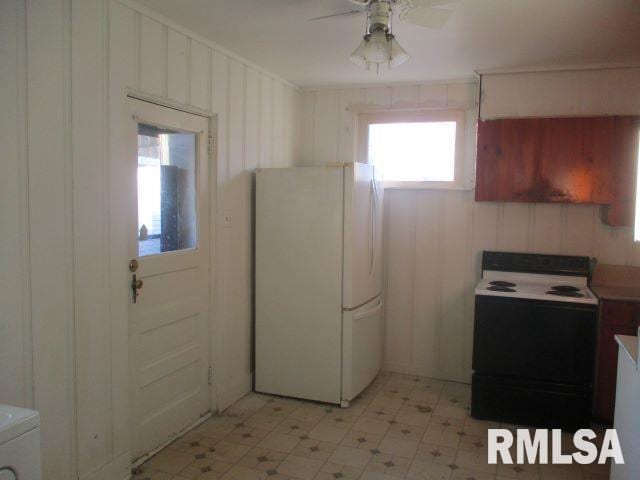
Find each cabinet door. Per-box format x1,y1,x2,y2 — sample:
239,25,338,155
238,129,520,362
605,116,640,226
601,300,637,327
475,119,541,202
539,117,614,203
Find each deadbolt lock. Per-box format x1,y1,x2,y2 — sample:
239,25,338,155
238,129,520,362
129,259,139,272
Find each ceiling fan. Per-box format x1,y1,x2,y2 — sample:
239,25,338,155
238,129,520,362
310,0,461,73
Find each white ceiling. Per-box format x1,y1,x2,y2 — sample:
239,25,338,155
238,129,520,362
138,0,640,87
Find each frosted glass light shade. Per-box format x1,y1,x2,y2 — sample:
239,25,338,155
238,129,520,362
364,30,390,63
349,32,410,72
388,36,410,69
349,39,369,70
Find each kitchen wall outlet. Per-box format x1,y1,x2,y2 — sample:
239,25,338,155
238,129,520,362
222,214,233,228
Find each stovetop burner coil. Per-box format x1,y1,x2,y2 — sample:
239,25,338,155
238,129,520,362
489,281,517,288
487,286,516,292
550,285,581,293
546,290,585,298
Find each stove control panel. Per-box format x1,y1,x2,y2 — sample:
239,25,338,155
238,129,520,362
482,251,591,277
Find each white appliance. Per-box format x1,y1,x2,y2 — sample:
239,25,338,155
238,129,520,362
0,406,41,480
475,271,598,305
255,163,383,406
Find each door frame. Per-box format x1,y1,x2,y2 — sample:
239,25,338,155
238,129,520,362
125,90,219,463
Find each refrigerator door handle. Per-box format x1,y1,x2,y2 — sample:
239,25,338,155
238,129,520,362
369,178,376,277
354,298,383,320
370,178,378,279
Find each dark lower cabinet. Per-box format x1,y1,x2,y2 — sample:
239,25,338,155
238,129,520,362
594,300,640,423
472,295,597,431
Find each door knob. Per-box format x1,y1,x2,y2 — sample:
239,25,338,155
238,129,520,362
131,274,143,303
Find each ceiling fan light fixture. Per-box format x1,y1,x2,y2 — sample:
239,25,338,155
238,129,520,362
388,35,410,69
349,37,370,70
349,31,410,72
364,29,391,63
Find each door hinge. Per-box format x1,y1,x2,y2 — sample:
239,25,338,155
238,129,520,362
208,366,213,386
207,136,214,156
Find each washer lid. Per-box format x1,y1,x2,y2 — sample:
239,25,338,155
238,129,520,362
0,405,39,445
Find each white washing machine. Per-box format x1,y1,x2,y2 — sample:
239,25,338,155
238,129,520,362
0,406,41,480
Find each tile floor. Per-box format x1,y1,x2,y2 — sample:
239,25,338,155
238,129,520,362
133,372,611,480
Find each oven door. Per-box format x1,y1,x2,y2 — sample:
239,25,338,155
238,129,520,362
473,295,597,385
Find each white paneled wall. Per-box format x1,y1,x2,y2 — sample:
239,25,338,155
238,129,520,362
0,0,31,413
385,193,639,383
2,0,301,478
301,77,640,384
1,1,76,479
481,67,640,119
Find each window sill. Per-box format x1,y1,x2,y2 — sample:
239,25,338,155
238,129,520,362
382,180,473,191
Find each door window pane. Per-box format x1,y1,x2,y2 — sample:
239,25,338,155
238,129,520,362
137,123,197,256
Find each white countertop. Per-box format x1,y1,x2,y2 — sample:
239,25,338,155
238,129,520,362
615,334,639,367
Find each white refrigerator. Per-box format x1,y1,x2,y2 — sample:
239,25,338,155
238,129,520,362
255,163,384,406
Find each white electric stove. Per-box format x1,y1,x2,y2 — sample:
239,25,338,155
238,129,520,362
472,251,599,431
475,271,598,305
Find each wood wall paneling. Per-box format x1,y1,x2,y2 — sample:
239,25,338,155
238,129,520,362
259,75,274,168
273,82,285,168
0,0,31,411
189,40,210,110
108,1,137,469
338,89,365,165
139,16,163,96
384,191,416,368
167,28,188,103
411,192,445,377
72,0,110,474
481,69,640,119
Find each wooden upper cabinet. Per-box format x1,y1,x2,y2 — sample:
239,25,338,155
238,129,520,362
539,117,614,203
476,118,541,202
475,116,640,226
605,116,640,226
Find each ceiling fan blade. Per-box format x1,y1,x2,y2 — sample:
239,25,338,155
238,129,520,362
307,9,365,21
399,6,452,28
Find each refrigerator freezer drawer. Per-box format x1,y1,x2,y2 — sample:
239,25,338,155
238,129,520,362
342,296,383,402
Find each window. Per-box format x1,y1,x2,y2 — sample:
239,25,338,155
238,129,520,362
137,123,197,257
358,110,466,189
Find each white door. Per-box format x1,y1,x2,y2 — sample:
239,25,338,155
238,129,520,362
343,163,384,309
128,98,212,460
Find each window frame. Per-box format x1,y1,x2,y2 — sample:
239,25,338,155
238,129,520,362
357,109,468,190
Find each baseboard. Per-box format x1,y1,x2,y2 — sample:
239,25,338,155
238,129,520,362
382,362,471,384
218,372,253,411
80,452,131,480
